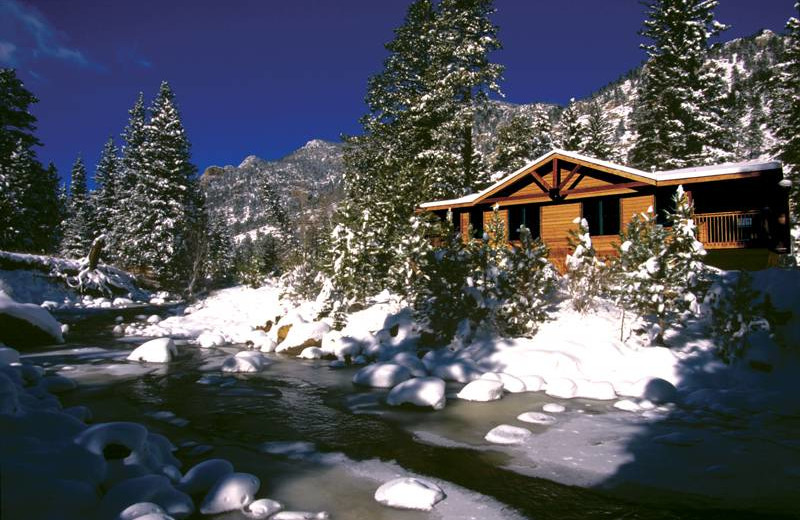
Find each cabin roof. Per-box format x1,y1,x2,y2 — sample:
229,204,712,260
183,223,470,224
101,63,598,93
419,149,781,209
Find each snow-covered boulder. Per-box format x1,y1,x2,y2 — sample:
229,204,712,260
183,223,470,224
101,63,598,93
221,351,268,373
480,372,526,393
177,459,235,496
199,472,260,515
542,403,565,413
428,357,482,383
386,377,446,410
0,346,20,366
276,321,331,355
197,331,226,349
545,377,578,399
146,315,161,324
643,377,678,404
374,477,445,511
271,511,330,520
0,290,64,347
574,379,617,400
457,379,504,402
117,501,169,520
519,375,546,392
484,424,532,445
298,347,325,360
352,363,411,388
242,498,284,519
127,338,177,363
516,412,556,425
320,330,369,360
99,475,194,519
389,352,428,377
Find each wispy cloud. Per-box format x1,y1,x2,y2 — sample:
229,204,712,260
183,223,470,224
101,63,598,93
0,0,101,69
117,45,153,69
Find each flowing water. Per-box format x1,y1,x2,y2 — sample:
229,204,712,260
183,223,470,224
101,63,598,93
21,309,755,520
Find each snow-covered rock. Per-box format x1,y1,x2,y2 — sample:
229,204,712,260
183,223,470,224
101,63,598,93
389,352,428,377
271,511,330,520
613,399,641,412
484,424,532,445
177,458,234,496
386,377,446,410
519,375,546,392
643,377,678,404
146,315,161,324
0,290,64,346
374,477,445,511
298,347,325,360
542,403,565,413
127,338,177,363
117,501,169,520
428,357,482,383
221,351,268,373
352,363,411,388
99,475,194,519
0,346,20,365
276,321,331,355
480,372,526,393
516,412,556,425
199,472,260,515
197,331,226,349
242,498,284,519
456,379,504,402
545,377,578,399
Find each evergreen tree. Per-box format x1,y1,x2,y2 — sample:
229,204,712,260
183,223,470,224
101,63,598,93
92,137,120,239
128,82,199,288
26,161,63,253
0,68,59,252
774,3,800,219
744,96,766,160
628,0,732,170
60,156,94,258
491,110,552,174
581,100,616,160
566,217,605,313
112,93,147,264
205,212,234,286
556,98,585,151
324,0,504,308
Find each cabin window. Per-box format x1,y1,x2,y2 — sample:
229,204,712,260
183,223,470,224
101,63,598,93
508,204,540,240
469,208,484,238
583,197,620,236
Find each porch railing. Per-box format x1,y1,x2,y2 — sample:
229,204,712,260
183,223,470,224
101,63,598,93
694,210,761,249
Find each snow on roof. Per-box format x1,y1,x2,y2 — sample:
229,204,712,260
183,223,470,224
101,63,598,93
420,149,781,208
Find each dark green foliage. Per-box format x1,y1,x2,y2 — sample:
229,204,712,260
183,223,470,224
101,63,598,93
581,101,616,161
92,137,120,238
60,156,95,258
556,98,584,151
491,111,552,174
773,4,800,221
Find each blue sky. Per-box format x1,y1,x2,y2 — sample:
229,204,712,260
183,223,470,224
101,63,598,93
0,0,795,185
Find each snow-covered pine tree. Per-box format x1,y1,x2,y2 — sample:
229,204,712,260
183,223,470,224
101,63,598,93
28,162,63,253
491,112,550,174
774,3,800,223
612,187,706,344
566,217,605,313
111,93,147,266
92,137,120,240
628,0,732,170
556,98,584,151
128,82,198,288
744,96,766,160
204,212,234,286
325,0,504,310
581,100,616,161
61,156,95,258
0,68,60,252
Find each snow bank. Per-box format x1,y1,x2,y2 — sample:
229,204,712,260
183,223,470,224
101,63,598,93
374,477,445,511
0,290,64,346
386,377,446,410
126,338,177,363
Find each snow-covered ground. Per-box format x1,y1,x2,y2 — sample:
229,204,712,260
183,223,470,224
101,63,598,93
3,265,800,516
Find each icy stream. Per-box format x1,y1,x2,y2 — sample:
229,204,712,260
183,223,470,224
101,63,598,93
19,311,773,520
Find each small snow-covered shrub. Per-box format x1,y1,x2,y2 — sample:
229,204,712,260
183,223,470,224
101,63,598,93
281,262,327,303
704,272,787,363
565,217,605,313
611,187,707,343
415,206,555,342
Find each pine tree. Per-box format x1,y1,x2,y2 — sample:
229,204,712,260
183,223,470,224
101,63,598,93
61,156,94,258
628,0,732,170
581,100,616,160
92,137,120,239
744,96,766,160
491,111,552,174
324,0,504,308
774,3,800,220
0,68,59,252
556,98,585,151
566,217,605,313
112,93,147,265
128,82,199,288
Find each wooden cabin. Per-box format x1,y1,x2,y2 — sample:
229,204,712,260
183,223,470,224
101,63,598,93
420,149,791,271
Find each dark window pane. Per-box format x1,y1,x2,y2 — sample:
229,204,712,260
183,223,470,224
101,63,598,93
583,197,619,236
470,208,484,237
509,205,540,240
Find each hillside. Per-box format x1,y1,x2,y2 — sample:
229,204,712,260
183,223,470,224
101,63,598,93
201,29,787,241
